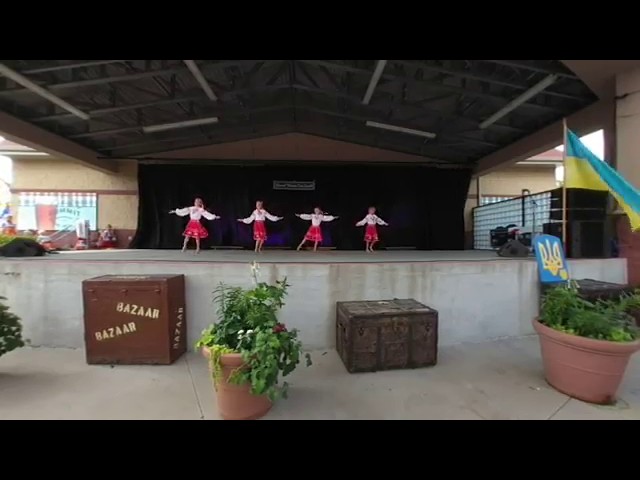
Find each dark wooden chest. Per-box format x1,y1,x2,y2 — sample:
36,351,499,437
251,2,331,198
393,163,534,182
82,274,186,365
336,299,438,373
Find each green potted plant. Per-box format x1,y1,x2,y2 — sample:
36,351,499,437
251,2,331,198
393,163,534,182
0,296,26,359
196,262,311,420
534,282,640,405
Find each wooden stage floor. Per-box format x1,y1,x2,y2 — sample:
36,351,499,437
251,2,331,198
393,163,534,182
1,248,531,264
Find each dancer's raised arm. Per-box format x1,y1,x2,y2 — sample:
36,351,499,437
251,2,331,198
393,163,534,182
201,210,220,221
375,215,388,226
355,215,369,227
264,210,283,222
170,207,191,216
238,211,256,224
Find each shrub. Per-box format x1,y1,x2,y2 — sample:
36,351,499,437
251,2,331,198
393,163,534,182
0,296,26,358
540,282,640,342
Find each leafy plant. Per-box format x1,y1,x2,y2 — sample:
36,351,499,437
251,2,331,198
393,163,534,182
196,262,312,401
0,296,26,358
540,282,640,342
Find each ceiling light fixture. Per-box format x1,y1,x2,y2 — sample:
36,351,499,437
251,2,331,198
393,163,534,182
183,60,218,101
0,150,48,156
362,60,387,105
479,74,558,130
366,120,437,139
142,116,219,134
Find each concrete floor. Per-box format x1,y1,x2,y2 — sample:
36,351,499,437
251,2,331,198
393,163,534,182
1,336,639,420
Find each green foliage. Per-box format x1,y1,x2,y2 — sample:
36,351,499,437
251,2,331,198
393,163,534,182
540,282,640,342
206,344,236,386
196,263,312,401
0,296,26,357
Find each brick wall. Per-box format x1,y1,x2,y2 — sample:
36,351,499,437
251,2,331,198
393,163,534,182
617,216,640,286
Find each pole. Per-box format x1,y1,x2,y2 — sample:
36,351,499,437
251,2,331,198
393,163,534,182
561,119,568,248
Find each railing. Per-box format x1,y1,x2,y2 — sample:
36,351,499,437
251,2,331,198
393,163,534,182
472,190,557,250
48,223,78,241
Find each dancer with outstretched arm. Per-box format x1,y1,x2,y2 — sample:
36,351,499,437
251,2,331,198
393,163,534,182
295,207,338,252
355,206,388,252
237,200,283,253
169,197,220,254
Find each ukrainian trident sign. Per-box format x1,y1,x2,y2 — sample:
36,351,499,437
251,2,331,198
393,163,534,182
533,234,570,284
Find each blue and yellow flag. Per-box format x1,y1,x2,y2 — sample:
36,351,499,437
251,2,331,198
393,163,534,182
565,129,640,231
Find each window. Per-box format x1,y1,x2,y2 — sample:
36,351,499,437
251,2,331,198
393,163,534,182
480,196,513,205
473,191,554,250
16,192,97,231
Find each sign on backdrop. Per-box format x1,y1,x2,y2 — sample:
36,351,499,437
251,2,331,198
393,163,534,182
272,180,316,191
17,205,97,231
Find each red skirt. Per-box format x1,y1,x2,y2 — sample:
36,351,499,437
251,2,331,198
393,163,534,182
364,224,378,242
183,219,208,239
253,220,267,241
304,225,323,243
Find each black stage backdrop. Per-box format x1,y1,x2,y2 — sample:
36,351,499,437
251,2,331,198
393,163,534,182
130,164,472,250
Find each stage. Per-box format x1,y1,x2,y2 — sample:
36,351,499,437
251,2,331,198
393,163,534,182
0,249,628,351
4,248,541,264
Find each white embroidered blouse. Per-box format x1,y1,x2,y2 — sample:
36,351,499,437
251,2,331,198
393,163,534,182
174,206,219,221
101,229,117,241
356,214,388,226
298,213,337,226
240,209,281,223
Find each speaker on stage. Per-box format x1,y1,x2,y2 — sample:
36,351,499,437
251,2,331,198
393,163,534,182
542,221,606,258
0,238,47,257
497,239,530,258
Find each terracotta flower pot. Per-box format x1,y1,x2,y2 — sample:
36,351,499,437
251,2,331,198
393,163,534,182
202,347,272,420
532,319,640,405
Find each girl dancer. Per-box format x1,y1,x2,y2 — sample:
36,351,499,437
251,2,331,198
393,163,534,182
169,198,219,254
237,200,283,253
355,206,389,252
295,208,338,252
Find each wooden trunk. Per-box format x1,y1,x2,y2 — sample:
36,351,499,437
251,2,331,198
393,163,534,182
82,274,186,365
336,299,438,373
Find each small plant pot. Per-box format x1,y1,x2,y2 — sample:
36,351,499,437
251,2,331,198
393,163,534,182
202,347,272,420
532,319,640,405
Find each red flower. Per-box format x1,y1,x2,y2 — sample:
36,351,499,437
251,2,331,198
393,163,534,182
273,323,287,333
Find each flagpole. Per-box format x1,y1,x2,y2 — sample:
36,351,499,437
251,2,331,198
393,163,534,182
561,118,568,248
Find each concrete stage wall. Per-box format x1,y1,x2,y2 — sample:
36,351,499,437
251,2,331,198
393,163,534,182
0,257,628,350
